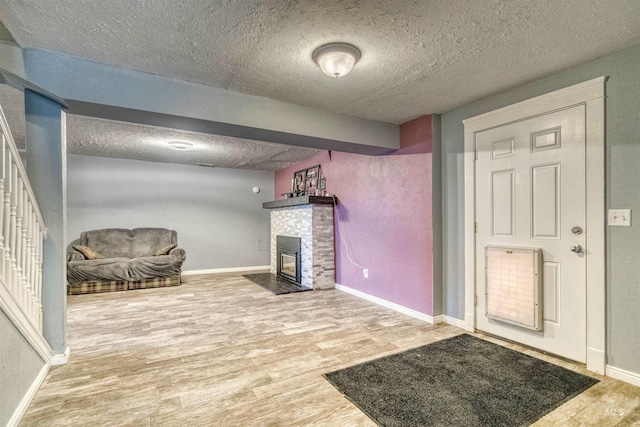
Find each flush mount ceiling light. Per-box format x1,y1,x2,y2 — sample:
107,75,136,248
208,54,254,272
312,43,361,77
167,141,193,151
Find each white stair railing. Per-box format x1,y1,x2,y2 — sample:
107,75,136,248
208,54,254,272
0,105,46,334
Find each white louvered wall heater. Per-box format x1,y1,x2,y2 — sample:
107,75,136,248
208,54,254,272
485,246,543,331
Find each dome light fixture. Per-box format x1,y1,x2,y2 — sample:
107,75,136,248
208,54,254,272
167,141,193,151
312,43,361,78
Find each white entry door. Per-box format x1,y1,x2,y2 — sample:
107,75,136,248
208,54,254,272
474,105,586,362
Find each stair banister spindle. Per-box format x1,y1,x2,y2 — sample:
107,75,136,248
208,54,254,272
0,136,5,281
16,176,25,308
30,211,37,307
32,213,39,327
20,187,30,310
9,162,18,294
3,145,11,288
0,135,7,281
37,225,44,330
32,222,41,330
24,197,34,318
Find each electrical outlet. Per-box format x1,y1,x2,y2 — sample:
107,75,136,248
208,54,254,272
363,269,369,278
608,209,631,227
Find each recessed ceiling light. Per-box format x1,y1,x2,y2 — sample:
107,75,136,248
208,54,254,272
168,141,193,151
312,43,361,77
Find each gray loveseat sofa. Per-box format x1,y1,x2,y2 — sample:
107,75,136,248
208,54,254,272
67,228,186,295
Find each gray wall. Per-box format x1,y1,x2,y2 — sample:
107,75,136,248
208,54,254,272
67,154,274,271
441,43,640,373
0,311,46,426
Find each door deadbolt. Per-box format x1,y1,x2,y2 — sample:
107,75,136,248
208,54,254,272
571,226,583,235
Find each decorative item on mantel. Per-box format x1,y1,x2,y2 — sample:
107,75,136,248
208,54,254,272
281,164,326,199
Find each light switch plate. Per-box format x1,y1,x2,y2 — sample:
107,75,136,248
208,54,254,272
608,209,631,226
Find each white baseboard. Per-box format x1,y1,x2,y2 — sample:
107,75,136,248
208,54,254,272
51,346,70,366
182,265,270,276
606,365,640,387
335,284,438,324
444,315,467,329
7,360,50,427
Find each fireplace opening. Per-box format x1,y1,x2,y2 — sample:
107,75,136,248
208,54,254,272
276,235,302,284
280,253,296,278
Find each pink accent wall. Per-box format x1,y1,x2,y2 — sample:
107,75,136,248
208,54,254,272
274,116,434,315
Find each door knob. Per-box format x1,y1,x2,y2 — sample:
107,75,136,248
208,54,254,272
570,244,582,253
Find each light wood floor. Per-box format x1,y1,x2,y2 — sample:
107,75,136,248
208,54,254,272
20,272,640,426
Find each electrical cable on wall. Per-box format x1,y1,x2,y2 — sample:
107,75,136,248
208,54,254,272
331,195,368,276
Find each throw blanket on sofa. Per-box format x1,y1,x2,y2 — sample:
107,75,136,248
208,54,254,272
67,254,184,283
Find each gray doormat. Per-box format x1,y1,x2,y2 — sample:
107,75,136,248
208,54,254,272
324,334,598,427
242,273,312,295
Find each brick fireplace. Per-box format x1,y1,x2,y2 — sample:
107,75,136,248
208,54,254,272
263,196,335,290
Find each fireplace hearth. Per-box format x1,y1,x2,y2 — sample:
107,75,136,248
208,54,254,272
276,235,302,284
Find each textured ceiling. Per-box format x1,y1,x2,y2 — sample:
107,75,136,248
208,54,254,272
0,1,638,168
0,0,639,123
66,116,322,171
0,85,321,170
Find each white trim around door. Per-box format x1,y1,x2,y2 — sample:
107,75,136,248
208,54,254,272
462,77,606,374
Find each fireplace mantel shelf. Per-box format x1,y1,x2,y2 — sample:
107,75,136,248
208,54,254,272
262,196,336,210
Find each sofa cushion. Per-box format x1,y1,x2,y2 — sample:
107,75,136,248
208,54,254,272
67,258,133,283
82,229,135,258
72,245,106,260
130,228,177,257
67,250,86,262
128,255,184,280
154,243,177,256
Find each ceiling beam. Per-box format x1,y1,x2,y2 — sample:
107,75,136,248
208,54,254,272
0,45,399,155
65,100,392,155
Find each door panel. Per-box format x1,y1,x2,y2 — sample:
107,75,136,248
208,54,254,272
531,163,560,239
475,105,586,362
543,261,560,324
491,170,515,237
